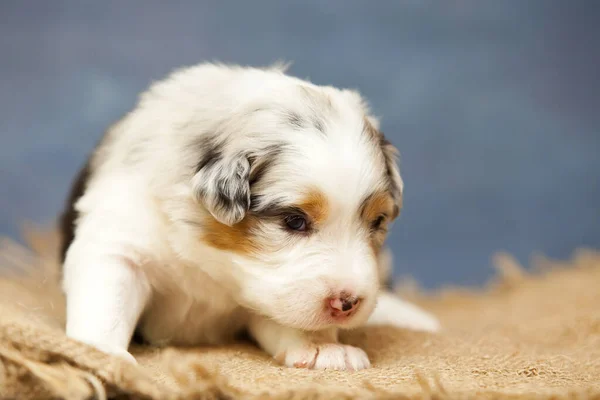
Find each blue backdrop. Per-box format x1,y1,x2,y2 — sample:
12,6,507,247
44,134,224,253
1,1,598,288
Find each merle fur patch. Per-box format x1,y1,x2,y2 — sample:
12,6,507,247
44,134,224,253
285,111,305,129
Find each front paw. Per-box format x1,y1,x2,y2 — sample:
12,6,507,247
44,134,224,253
73,338,137,364
276,343,370,371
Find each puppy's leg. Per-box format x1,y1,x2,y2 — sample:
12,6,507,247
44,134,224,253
248,315,370,371
367,291,440,332
373,248,440,332
63,246,151,364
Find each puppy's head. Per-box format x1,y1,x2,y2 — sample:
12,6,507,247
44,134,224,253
181,66,403,331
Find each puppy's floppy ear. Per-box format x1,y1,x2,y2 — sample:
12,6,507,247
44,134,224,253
192,152,251,226
364,117,403,219
380,136,404,219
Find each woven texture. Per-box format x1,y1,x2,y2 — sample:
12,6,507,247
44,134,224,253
0,226,599,400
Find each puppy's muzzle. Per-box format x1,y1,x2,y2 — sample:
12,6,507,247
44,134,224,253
328,293,361,318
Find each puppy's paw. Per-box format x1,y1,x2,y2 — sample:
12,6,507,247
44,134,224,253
109,348,138,365
277,343,370,371
314,344,371,371
75,339,137,364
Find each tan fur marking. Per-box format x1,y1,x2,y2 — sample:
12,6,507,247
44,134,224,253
361,191,396,256
298,189,330,226
362,192,395,224
201,216,261,255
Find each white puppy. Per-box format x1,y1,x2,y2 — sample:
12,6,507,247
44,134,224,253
59,63,439,370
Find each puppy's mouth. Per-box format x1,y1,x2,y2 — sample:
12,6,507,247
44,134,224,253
305,313,364,331
294,297,370,331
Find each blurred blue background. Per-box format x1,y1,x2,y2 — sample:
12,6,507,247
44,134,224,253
1,1,598,288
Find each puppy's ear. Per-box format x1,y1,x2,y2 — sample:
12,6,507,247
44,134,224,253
380,137,404,219
192,152,251,226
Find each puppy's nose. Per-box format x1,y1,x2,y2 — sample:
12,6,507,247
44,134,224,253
329,295,360,314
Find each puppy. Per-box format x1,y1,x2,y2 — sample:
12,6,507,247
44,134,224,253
59,63,439,370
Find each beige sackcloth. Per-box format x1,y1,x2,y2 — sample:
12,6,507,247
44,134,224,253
0,226,598,399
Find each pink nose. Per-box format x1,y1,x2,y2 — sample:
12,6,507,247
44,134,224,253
329,295,360,315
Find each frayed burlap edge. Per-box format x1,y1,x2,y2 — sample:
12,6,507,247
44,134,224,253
1,225,599,400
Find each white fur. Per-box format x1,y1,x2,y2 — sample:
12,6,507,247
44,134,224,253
368,247,440,332
62,63,439,370
367,292,440,332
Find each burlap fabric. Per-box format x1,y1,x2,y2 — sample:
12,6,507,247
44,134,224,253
0,226,599,399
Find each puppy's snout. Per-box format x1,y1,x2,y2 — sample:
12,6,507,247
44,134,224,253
328,293,361,316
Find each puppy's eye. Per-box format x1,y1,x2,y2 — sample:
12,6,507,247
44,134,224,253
371,215,387,231
284,215,308,232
